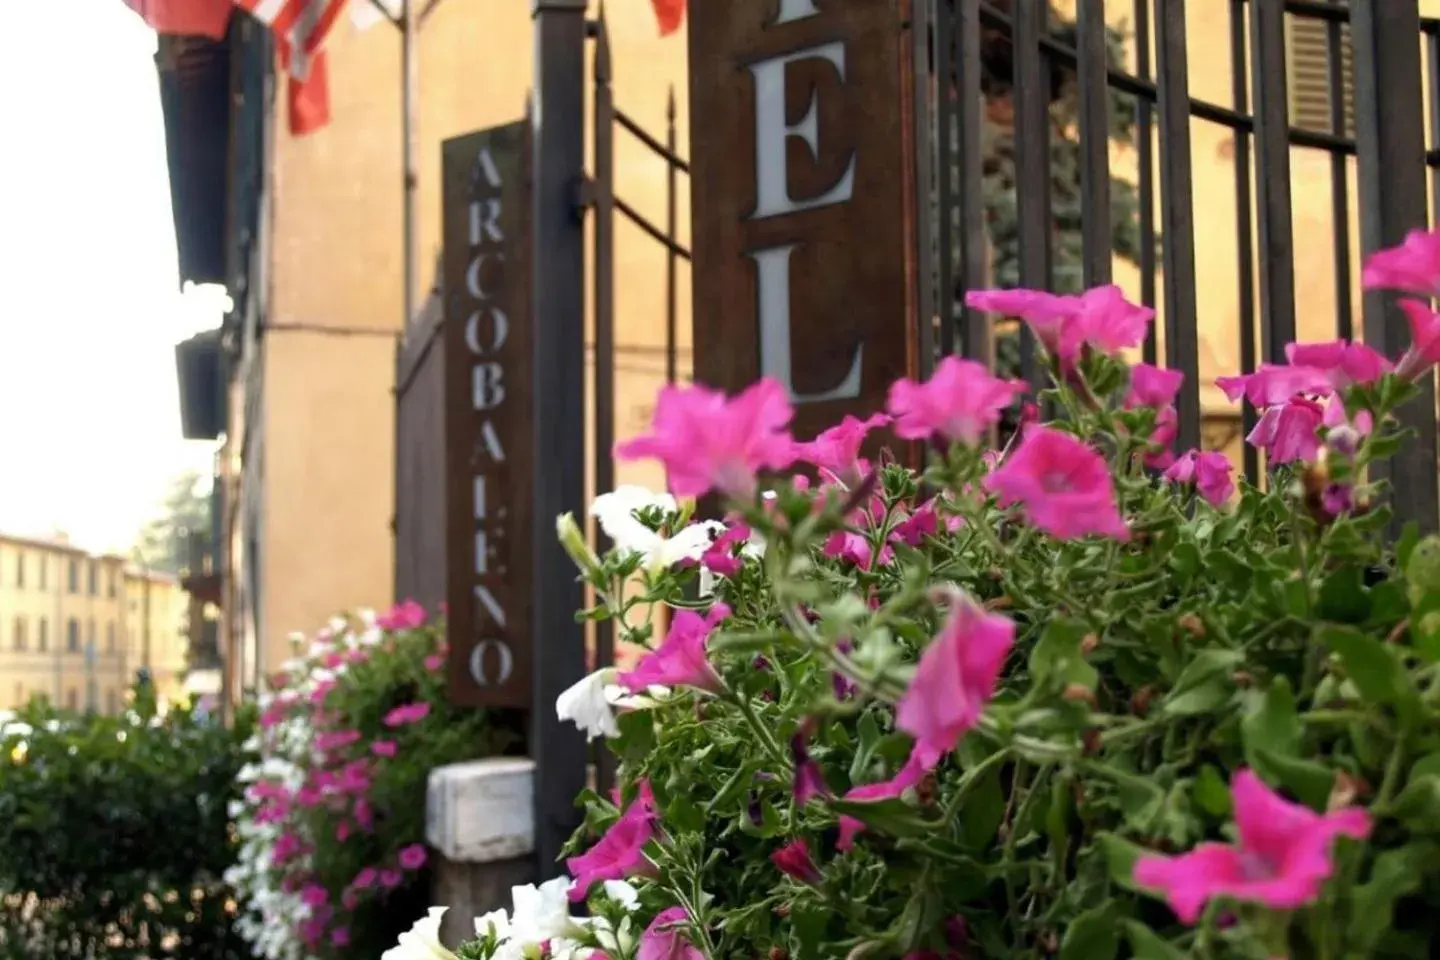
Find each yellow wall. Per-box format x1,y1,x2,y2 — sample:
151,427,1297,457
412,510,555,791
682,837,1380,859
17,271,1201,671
250,3,684,669
123,571,189,708
0,538,130,714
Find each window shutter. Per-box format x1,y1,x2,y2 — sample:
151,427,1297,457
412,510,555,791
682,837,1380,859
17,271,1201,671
1287,12,1354,137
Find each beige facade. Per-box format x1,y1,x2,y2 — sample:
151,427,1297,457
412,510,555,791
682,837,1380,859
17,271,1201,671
222,4,680,690
0,535,130,714
123,569,190,708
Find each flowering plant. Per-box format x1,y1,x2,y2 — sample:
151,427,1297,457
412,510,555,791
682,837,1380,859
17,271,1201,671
228,604,516,960
440,229,1440,960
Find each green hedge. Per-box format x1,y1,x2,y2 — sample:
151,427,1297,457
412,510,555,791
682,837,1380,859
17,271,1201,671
0,691,253,959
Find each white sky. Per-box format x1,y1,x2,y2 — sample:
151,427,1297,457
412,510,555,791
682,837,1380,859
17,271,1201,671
0,1,219,555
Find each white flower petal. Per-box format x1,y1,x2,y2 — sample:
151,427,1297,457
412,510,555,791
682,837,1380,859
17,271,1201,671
556,670,621,740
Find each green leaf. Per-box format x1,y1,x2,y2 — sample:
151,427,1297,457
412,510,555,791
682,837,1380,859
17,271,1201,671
1317,565,1371,623
1409,593,1440,663
960,764,1005,849
1095,832,1147,892
848,711,883,785
1252,746,1334,812
1169,543,1202,584
1242,677,1301,761
1058,903,1120,960
829,797,936,840
1397,521,1422,572
1391,776,1440,833
1192,764,1232,817
1349,846,1428,953
1318,625,1420,721
1162,675,1235,717
1029,618,1098,692
1120,921,1186,960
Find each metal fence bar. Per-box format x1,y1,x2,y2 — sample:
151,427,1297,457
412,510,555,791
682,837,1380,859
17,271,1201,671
1352,0,1439,533
1154,0,1201,454
1075,0,1111,288
589,11,617,799
614,107,691,172
665,88,679,386
1250,0,1298,369
911,0,937,379
1012,0,1050,389
530,0,589,874
1133,0,1158,365
952,0,990,367
934,0,957,358
1428,26,1440,229
1228,0,1260,483
1325,0,1355,344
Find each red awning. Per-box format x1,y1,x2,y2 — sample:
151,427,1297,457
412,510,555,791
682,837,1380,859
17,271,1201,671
123,0,232,40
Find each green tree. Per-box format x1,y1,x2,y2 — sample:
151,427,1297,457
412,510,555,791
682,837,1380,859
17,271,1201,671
135,471,212,575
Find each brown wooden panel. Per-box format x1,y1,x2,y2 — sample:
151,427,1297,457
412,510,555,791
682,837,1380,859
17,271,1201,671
442,121,533,709
687,0,919,444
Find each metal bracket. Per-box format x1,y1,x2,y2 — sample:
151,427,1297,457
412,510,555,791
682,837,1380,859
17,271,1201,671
572,175,597,218
367,0,402,29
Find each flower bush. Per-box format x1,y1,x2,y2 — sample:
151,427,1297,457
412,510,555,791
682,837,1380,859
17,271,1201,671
428,231,1440,959
228,604,518,960
0,689,253,958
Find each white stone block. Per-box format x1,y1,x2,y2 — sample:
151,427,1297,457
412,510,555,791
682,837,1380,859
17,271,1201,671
426,757,536,863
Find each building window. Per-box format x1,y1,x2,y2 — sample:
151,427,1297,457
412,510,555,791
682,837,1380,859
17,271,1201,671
15,552,23,589
1287,13,1354,137
66,619,79,653
68,559,78,594
38,556,46,590
65,688,77,711
37,618,47,652
88,562,98,596
106,623,115,652
12,618,25,652
86,619,95,649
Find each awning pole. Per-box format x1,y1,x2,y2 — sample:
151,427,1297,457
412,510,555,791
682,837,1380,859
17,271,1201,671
401,0,419,331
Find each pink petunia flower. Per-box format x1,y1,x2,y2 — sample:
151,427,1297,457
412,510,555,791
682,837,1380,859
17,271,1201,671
566,785,658,902
616,604,730,694
1216,364,1334,408
699,521,752,578
1163,450,1235,507
792,413,890,481
1322,483,1355,517
379,868,403,889
1069,284,1154,355
771,839,822,884
351,867,378,890
895,593,1014,769
615,379,796,499
423,653,445,671
1126,363,1184,409
984,426,1130,540
330,928,350,947
887,356,1026,445
300,883,328,909
1144,405,1179,470
398,843,427,871
638,907,703,960
316,729,362,753
1248,396,1324,464
371,739,398,758
383,702,432,727
1361,226,1440,296
354,799,375,831
1397,298,1440,380
335,820,352,843
1134,768,1371,924
789,728,829,805
823,530,893,570
837,752,929,851
1285,340,1392,390
966,288,1086,365
377,599,428,631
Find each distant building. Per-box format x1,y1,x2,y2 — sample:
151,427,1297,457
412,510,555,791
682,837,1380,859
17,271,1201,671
0,533,190,714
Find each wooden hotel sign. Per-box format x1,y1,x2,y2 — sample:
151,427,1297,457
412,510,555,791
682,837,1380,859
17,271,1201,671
441,122,533,709
688,0,919,441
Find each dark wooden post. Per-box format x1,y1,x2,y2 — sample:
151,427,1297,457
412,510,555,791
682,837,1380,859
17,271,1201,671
1352,0,1439,533
529,0,589,875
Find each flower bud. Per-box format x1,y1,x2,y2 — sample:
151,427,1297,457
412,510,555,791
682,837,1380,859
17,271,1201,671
1063,684,1096,707
1082,728,1103,756
555,513,603,579
1233,670,1254,688
1080,633,1100,654
1178,615,1206,638
1327,424,1360,457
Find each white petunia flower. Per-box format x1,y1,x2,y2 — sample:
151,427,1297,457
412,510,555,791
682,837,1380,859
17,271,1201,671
381,907,457,960
600,879,640,911
472,907,511,940
509,877,582,946
556,669,621,740
590,486,724,570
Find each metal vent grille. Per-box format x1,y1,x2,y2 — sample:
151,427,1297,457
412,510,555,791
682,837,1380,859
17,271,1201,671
1288,13,1354,137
